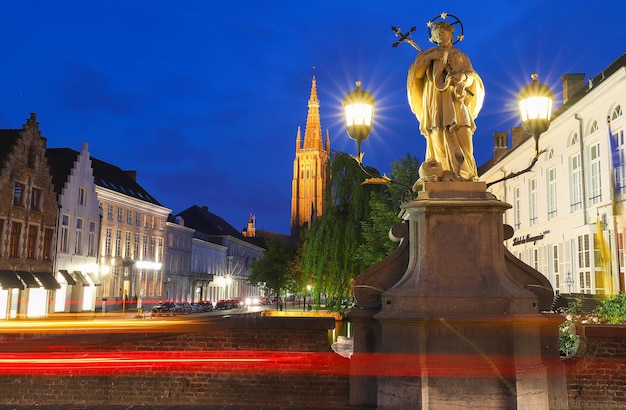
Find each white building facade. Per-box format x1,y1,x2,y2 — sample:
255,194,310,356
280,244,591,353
47,144,103,313
481,54,626,295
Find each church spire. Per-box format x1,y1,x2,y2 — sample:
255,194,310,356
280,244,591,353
303,76,322,150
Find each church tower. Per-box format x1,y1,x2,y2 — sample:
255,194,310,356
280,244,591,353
290,76,331,239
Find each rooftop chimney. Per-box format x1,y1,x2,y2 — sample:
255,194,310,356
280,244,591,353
493,131,509,163
561,73,585,104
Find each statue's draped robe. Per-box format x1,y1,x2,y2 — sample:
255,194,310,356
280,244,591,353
407,45,485,180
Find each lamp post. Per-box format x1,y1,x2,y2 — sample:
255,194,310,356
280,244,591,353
486,74,554,187
343,81,375,157
565,273,574,294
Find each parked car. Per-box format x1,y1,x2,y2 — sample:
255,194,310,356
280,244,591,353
190,303,203,313
174,302,192,314
215,299,242,309
199,300,213,312
151,301,176,316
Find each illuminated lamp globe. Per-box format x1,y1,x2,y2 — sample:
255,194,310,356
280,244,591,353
342,81,375,156
517,74,554,150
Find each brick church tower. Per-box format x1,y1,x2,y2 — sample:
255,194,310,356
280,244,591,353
290,76,330,239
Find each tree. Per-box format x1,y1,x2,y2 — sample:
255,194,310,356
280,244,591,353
298,152,420,312
248,238,294,298
356,153,420,267
300,152,379,311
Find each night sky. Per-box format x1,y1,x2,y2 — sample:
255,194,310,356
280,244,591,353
1,1,624,234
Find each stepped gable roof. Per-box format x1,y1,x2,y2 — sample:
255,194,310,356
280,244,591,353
45,148,79,196
46,147,162,206
176,205,244,240
0,129,21,171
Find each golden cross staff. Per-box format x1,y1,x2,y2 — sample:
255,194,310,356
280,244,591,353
391,26,422,52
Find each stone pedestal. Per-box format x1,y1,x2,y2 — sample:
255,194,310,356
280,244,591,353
352,182,567,409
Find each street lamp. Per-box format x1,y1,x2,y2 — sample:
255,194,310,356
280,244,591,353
343,81,375,157
518,73,554,154
487,74,554,187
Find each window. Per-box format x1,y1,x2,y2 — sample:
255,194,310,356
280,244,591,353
150,236,156,259
88,221,96,257
60,215,69,253
117,207,123,222
107,205,113,220
547,167,557,220
27,145,37,169
576,234,591,294
26,225,38,259
529,178,537,226
579,271,592,294
115,229,122,256
42,228,54,260
127,210,133,224
589,143,602,205
142,235,148,259
105,228,112,256
552,245,560,294
78,187,86,206
514,187,521,230
120,232,129,258
612,105,623,120
157,238,163,262
570,154,582,212
75,218,83,254
135,212,141,226
30,188,42,210
134,234,140,259
614,129,626,195
9,222,22,257
13,183,25,207
578,234,590,269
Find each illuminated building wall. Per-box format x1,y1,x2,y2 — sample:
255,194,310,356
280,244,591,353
47,143,103,313
0,114,59,319
481,53,626,295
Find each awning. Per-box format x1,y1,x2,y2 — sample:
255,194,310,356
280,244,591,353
0,270,24,290
86,272,102,286
14,271,40,288
32,271,61,290
58,269,77,285
72,271,90,287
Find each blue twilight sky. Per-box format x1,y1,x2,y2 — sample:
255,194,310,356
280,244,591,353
1,1,625,234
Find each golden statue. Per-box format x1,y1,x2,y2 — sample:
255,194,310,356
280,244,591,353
404,13,485,183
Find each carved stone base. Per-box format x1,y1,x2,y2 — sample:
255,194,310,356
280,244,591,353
350,186,567,409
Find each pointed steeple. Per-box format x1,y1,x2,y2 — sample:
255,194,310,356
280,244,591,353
303,76,322,150
295,126,302,153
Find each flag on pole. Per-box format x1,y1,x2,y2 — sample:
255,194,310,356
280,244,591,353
596,216,613,294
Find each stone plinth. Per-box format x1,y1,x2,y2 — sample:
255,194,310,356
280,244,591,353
355,182,566,409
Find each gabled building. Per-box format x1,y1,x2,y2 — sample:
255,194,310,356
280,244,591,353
46,143,103,313
480,53,626,295
176,205,264,301
290,76,331,239
0,114,60,319
90,156,171,310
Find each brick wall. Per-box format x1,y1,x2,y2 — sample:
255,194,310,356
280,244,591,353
565,324,626,409
0,316,350,407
